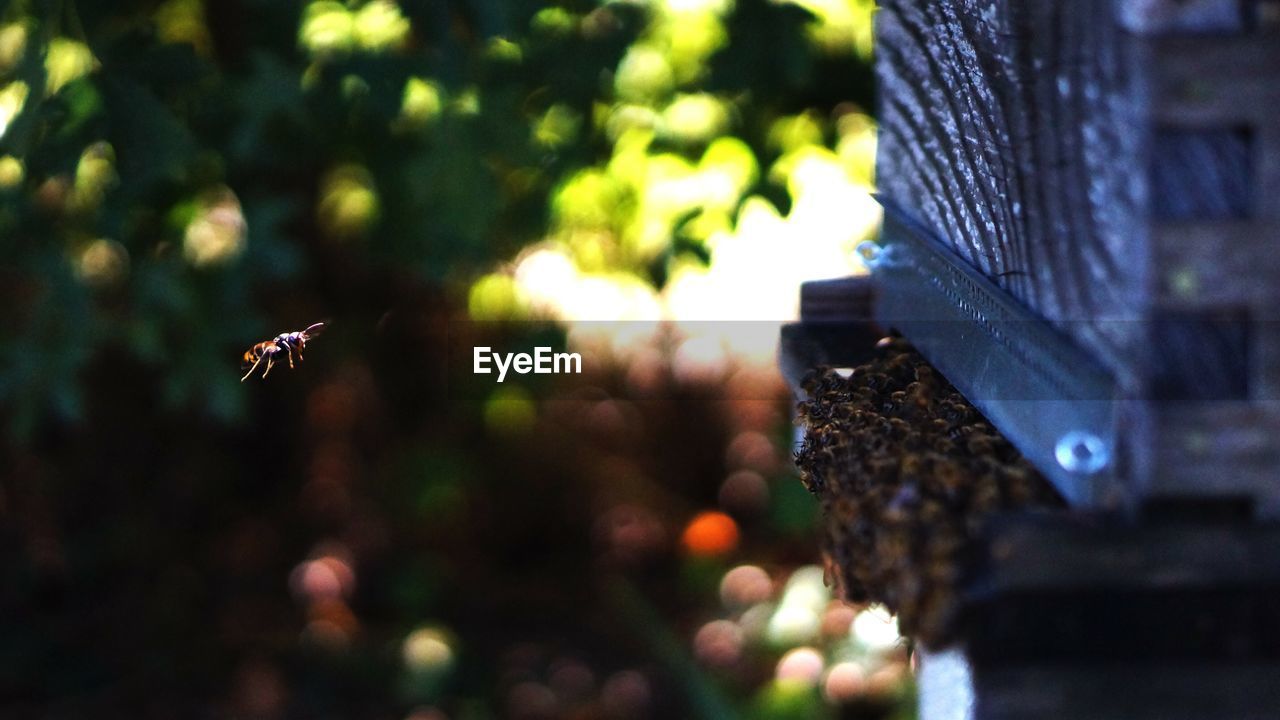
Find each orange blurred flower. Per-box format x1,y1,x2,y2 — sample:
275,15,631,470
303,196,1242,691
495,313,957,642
681,511,739,557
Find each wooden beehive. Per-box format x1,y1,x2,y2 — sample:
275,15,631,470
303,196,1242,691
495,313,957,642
778,4,1280,717
875,0,1280,514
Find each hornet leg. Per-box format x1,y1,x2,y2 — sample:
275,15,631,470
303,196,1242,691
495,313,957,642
241,355,264,382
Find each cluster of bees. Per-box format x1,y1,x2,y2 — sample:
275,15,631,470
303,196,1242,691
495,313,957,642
794,338,1061,646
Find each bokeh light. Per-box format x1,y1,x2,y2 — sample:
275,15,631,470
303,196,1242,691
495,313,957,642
0,22,28,74
725,430,778,474
0,1,906,716
718,469,770,516
766,602,821,646
397,77,444,131
155,0,213,54
681,510,740,557
71,142,116,214
301,1,355,56
290,549,356,601
533,103,581,149
0,155,22,189
318,163,379,240
76,238,129,288
0,81,29,139
45,38,95,94
719,564,774,610
786,0,876,57
852,604,902,653
694,619,745,668
181,187,247,267
820,600,857,638
353,0,411,51
823,661,866,702
775,646,825,685
403,626,455,673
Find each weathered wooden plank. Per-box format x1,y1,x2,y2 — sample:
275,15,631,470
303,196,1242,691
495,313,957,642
1151,222,1273,307
1142,35,1280,125
876,0,1144,381
876,0,1280,509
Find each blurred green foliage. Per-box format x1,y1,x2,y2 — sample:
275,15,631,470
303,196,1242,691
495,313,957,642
0,1,889,717
0,0,872,440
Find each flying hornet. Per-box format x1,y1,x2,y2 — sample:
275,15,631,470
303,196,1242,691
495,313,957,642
241,322,326,381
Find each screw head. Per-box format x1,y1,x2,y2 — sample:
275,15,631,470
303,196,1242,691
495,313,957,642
856,241,883,269
1055,431,1109,475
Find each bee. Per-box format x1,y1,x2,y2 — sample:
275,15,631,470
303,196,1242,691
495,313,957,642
241,322,326,381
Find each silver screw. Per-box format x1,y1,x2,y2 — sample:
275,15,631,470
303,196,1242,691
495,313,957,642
1055,431,1109,475
856,241,883,269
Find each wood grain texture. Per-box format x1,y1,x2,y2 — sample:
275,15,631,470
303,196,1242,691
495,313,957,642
874,0,1280,507
875,0,1144,382
874,0,1270,385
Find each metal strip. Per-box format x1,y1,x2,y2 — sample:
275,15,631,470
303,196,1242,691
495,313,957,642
871,197,1119,507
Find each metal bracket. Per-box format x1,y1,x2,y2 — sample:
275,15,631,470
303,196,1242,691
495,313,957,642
871,197,1121,507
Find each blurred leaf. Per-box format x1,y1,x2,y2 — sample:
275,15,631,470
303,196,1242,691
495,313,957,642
102,77,197,192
